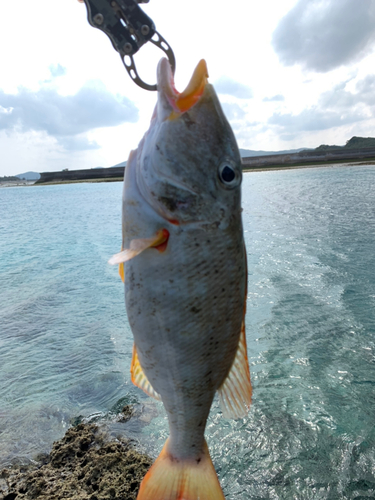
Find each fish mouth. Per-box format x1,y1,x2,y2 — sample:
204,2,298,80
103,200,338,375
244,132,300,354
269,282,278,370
157,58,209,117
136,59,210,225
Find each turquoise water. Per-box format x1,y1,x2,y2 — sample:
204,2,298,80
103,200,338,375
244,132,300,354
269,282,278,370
1,166,375,498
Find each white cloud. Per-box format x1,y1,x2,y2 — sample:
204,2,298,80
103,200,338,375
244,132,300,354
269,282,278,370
222,103,247,121
2,0,375,175
49,64,67,78
269,108,365,133
0,81,138,151
272,0,375,72
214,77,253,99
263,94,285,102
268,74,375,138
0,105,13,115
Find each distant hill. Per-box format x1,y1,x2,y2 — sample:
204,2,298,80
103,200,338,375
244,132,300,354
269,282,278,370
310,136,375,152
16,171,40,180
110,160,127,168
92,161,126,169
239,147,310,157
240,137,375,157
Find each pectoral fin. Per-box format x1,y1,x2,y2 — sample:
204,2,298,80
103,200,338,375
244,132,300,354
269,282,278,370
108,229,170,266
217,321,252,419
131,344,161,400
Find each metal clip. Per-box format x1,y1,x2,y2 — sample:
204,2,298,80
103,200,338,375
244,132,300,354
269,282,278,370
82,0,176,90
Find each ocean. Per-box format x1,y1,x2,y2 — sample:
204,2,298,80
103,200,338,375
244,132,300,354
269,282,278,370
1,165,374,499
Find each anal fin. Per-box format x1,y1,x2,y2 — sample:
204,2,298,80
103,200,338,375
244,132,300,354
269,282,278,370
217,321,252,419
131,344,161,400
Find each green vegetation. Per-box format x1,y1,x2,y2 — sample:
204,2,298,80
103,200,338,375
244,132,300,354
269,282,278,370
315,136,375,151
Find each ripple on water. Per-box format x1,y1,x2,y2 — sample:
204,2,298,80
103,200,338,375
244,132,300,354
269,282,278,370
1,169,375,498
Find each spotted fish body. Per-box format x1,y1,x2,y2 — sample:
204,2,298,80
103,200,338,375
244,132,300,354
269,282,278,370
111,58,252,500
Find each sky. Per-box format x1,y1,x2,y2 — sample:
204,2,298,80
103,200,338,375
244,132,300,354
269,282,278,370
1,0,375,176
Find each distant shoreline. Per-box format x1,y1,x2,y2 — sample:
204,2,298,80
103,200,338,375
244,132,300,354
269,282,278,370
31,177,124,186
0,180,37,188
242,159,375,173
2,159,375,187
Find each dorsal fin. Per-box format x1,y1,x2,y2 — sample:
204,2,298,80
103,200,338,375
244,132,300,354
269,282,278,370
131,344,161,400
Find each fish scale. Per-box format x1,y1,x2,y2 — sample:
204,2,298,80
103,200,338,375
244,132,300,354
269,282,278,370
126,229,245,460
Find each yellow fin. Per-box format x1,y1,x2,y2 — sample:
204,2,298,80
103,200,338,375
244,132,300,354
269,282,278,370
131,344,161,400
217,321,252,419
108,229,169,266
117,246,125,282
119,262,125,282
137,438,225,500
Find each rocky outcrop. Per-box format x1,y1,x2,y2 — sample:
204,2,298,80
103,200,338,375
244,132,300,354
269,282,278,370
0,408,152,500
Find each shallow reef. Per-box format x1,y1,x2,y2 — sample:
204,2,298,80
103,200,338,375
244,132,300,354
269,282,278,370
0,406,152,500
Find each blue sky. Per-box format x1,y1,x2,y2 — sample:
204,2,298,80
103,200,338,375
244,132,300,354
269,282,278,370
1,0,375,176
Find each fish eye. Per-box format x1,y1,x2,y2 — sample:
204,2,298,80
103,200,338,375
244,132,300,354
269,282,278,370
218,161,241,189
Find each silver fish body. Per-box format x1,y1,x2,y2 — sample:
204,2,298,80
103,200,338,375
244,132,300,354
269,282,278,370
113,58,252,500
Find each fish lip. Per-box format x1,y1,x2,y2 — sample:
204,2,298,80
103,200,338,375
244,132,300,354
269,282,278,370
157,58,209,115
157,58,179,108
133,60,210,225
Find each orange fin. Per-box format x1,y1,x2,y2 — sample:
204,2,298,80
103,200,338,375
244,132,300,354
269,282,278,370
217,321,252,419
119,262,125,283
137,438,225,500
117,246,125,282
131,344,161,400
108,229,169,266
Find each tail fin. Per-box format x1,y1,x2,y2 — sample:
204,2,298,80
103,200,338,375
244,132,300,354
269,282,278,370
137,438,225,500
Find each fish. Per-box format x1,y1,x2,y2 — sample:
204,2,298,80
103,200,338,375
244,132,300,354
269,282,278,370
109,58,252,500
